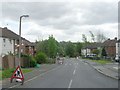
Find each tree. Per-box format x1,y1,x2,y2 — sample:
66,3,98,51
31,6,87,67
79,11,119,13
47,35,58,58
65,41,76,57
101,47,107,58
35,52,47,64
89,31,95,43
82,34,87,43
75,42,83,56
92,49,100,56
97,31,107,43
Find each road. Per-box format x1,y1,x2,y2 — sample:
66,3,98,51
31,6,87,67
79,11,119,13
10,58,118,88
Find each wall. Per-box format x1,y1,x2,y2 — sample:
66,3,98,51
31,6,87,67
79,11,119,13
0,37,14,56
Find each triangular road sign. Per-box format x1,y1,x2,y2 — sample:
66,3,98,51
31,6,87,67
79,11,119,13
10,66,24,85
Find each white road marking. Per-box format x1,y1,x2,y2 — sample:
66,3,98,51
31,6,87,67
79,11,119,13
73,69,76,75
9,65,62,88
113,67,119,70
68,79,73,88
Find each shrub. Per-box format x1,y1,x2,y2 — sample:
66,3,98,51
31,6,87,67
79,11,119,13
35,52,47,64
46,58,56,64
30,57,37,67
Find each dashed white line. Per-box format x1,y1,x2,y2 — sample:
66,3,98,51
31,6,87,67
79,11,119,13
73,69,76,75
68,79,73,88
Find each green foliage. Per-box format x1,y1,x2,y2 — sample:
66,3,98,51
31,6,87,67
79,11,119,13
47,35,58,58
36,35,58,58
101,47,107,57
65,41,76,57
92,49,100,55
29,56,37,67
1,68,32,79
35,52,47,64
75,42,83,56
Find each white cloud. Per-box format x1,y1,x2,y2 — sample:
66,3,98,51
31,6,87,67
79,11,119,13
1,1,118,42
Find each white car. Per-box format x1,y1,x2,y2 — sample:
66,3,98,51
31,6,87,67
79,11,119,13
115,55,120,62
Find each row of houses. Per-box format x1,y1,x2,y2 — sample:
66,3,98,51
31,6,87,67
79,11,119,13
0,27,36,69
0,27,36,57
81,37,120,60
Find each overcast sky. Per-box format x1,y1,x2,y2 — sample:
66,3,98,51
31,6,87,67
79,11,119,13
1,0,119,42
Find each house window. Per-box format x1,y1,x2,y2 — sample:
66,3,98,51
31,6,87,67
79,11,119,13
3,38,6,43
9,39,12,44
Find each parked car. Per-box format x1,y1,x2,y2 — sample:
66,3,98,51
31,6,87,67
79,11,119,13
56,57,64,64
115,55,120,62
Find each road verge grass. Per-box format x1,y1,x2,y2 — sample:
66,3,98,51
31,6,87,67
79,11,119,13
0,68,32,80
83,58,112,64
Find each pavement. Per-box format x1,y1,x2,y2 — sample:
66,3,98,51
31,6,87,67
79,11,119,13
83,59,119,80
0,58,119,89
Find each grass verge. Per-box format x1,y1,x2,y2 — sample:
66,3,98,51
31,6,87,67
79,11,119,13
0,68,32,80
92,60,112,64
84,58,112,64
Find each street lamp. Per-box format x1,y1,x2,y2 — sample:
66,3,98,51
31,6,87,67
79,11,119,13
18,15,29,66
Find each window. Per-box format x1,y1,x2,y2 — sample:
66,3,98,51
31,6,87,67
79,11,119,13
9,39,12,44
3,38,5,43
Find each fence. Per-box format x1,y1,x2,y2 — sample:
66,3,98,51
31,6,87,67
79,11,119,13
1,55,30,69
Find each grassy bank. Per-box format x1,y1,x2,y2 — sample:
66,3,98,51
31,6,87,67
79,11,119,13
84,58,112,64
0,68,32,80
92,60,112,64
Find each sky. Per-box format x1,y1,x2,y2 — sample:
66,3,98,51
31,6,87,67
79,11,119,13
1,0,119,42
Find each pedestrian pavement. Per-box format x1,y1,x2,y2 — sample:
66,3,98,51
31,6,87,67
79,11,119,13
83,59,119,80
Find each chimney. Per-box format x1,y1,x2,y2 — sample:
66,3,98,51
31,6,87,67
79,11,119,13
114,37,117,40
4,27,7,29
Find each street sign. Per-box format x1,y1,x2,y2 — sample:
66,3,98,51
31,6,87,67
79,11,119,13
10,66,24,85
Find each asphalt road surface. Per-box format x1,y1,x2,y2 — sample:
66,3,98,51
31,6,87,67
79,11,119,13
10,58,118,88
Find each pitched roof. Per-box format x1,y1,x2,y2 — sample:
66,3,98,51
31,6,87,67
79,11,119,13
0,27,19,39
82,43,102,49
103,39,117,47
0,27,35,46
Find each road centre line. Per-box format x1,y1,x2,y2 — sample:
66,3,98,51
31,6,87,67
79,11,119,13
68,79,72,88
73,69,76,75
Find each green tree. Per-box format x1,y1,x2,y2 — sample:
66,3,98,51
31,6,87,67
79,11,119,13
47,35,58,58
65,41,76,57
75,42,83,56
35,52,47,64
101,47,107,57
92,49,100,56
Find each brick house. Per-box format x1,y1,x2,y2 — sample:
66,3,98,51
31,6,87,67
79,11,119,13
103,38,117,59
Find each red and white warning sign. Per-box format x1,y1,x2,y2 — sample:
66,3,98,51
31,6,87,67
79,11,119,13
10,66,24,85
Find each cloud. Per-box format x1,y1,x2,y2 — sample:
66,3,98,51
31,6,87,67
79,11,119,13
1,1,118,42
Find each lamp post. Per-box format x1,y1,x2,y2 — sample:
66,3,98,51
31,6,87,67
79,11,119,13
18,15,29,66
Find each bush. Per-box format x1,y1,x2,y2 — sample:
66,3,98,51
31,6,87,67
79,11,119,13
35,52,47,64
30,57,37,67
46,58,56,64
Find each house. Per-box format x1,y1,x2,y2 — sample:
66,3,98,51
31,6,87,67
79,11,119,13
0,27,36,68
116,30,120,61
0,27,35,56
103,38,117,59
81,43,102,57
0,27,19,57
